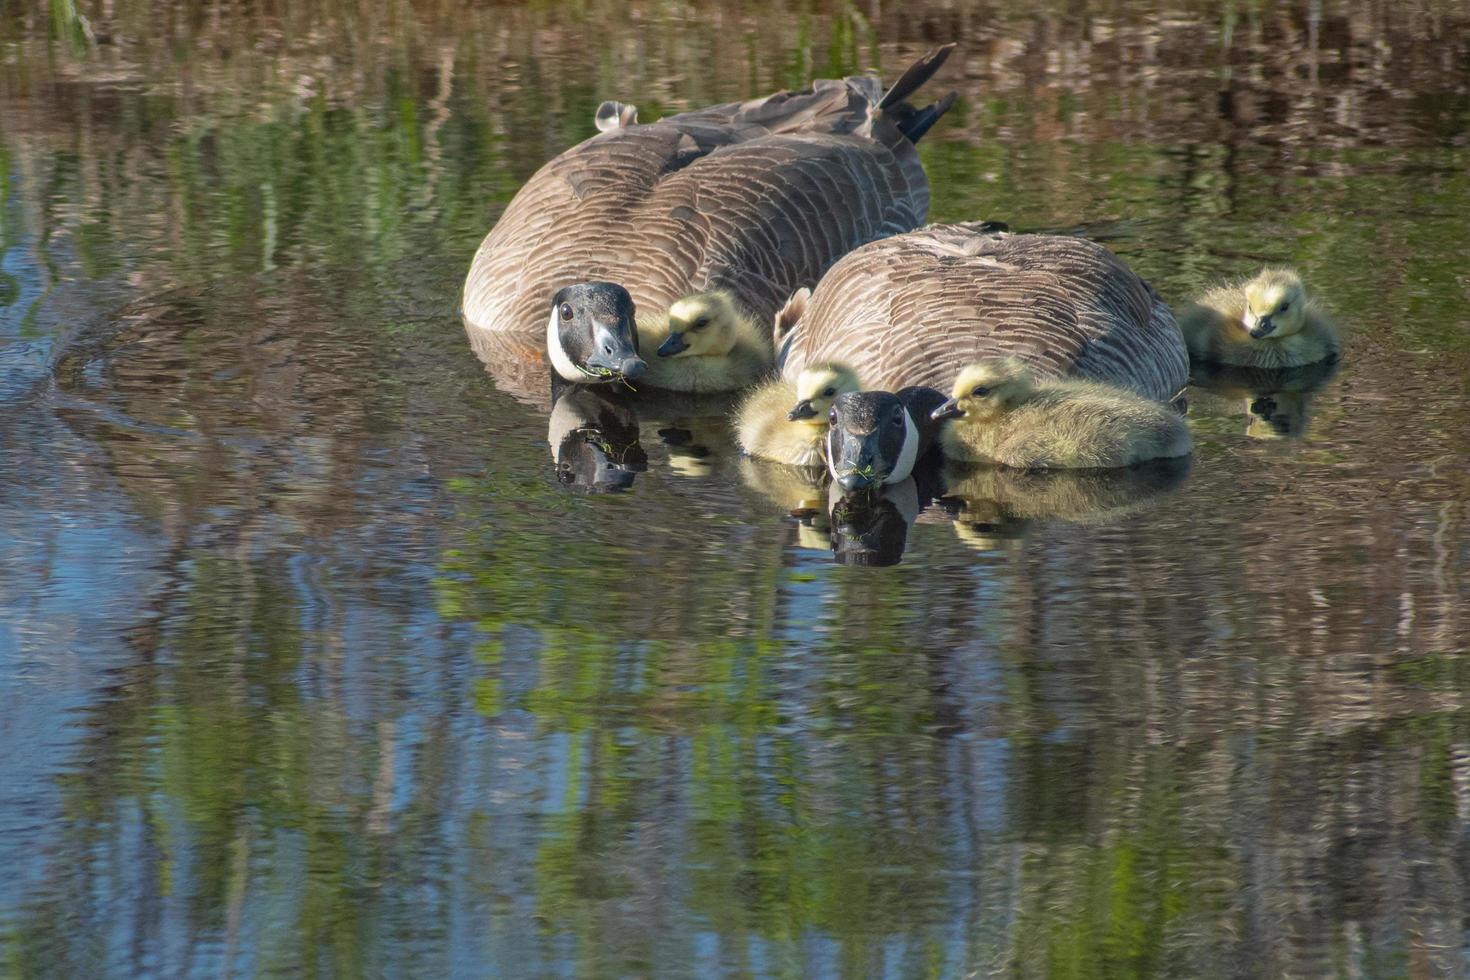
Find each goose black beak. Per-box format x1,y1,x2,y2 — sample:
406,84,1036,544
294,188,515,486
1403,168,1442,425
585,320,646,379
786,399,817,421
836,472,875,492
657,332,688,358
930,398,964,421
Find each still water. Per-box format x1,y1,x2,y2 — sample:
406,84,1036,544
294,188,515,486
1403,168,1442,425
3,1,1470,976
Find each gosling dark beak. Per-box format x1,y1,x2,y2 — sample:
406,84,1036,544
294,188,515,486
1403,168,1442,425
585,320,646,379
930,398,964,421
1249,317,1276,340
786,399,817,421
657,332,688,358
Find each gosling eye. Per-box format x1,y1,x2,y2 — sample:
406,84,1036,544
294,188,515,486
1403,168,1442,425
559,302,574,321
822,387,836,397
692,316,711,330
1278,301,1290,313
972,385,991,397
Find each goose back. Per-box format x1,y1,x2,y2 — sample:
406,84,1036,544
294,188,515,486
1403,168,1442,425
779,223,1188,402
462,50,954,341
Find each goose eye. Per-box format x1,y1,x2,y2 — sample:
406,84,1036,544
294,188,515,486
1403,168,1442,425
822,387,835,397
972,385,991,397
559,302,574,321
892,411,905,427
828,408,838,424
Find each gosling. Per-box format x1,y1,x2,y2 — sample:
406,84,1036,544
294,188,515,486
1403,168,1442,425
735,363,860,466
637,291,773,392
931,358,1192,470
1179,267,1339,368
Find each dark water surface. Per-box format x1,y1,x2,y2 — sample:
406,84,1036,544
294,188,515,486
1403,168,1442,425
4,1,1470,976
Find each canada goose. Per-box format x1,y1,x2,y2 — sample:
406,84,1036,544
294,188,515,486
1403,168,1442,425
462,47,958,387
932,358,1192,469
1179,267,1339,368
823,387,947,490
777,223,1189,403
638,292,772,393
735,363,860,466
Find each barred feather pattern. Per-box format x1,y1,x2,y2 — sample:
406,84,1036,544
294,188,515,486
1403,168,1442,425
463,57,952,341
779,224,1189,402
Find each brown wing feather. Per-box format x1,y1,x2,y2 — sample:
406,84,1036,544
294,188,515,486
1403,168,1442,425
781,225,1189,402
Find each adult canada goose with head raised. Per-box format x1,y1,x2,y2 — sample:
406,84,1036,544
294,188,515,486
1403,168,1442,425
462,47,958,391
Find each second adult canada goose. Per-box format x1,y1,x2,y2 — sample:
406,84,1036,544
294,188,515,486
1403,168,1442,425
776,223,1190,403
462,48,958,388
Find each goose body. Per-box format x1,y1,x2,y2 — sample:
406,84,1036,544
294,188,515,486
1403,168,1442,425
1179,267,1339,368
933,359,1192,470
462,48,957,387
777,223,1189,403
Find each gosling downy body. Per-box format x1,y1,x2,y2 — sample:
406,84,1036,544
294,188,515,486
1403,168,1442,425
824,387,946,491
1179,267,1339,368
933,358,1192,470
462,48,957,382
638,292,773,392
736,363,860,466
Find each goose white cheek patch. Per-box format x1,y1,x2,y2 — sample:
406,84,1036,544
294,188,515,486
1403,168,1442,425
546,306,585,381
885,410,920,484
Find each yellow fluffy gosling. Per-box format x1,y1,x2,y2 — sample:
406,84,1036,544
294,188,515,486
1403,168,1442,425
636,292,773,392
933,358,1192,469
1179,267,1339,368
735,364,860,466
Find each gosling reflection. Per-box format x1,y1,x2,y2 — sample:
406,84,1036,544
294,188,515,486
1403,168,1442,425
1189,359,1340,440
939,457,1191,550
738,458,831,550
547,385,647,491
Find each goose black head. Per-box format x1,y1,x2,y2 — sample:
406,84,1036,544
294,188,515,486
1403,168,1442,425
546,283,646,384
824,391,921,493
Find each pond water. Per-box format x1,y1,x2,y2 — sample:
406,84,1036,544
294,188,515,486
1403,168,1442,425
3,1,1470,976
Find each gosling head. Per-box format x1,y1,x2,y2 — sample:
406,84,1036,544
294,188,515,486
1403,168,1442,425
786,363,860,423
824,390,920,492
1242,268,1307,340
931,357,1036,424
546,283,646,383
658,292,744,358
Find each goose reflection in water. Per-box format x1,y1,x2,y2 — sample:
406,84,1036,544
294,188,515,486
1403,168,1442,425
827,477,924,567
938,456,1192,550
1188,359,1340,440
548,385,647,491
